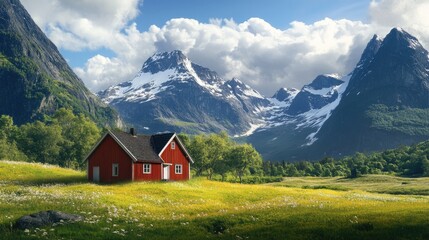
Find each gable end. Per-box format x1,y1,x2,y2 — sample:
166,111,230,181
83,130,138,163
158,134,194,163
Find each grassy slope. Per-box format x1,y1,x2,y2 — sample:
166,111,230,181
0,161,429,239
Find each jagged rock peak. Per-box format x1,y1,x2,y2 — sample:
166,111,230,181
227,77,247,87
355,34,383,69
306,74,343,90
383,28,423,50
225,78,265,99
142,50,189,74
272,88,299,102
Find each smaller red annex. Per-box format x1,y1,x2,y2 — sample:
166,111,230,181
84,129,193,183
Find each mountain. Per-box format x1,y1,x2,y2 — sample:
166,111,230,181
272,87,299,103
0,0,120,126
99,27,429,162
250,28,429,161
248,73,349,161
310,28,429,158
287,74,344,115
98,50,269,135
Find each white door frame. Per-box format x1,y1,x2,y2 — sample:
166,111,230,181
162,164,171,180
93,166,100,183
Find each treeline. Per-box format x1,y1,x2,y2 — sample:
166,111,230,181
263,141,429,178
179,132,429,181
179,132,264,183
2,107,428,180
0,108,100,168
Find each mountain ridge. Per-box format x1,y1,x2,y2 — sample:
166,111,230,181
98,28,429,162
307,27,429,159
98,50,269,135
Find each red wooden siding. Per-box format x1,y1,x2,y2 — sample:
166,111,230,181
134,162,162,181
161,138,190,180
88,134,133,183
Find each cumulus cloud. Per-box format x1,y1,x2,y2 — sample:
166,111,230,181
21,0,141,50
20,0,429,96
369,0,429,47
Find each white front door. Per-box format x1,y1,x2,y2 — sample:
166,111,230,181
93,166,100,183
163,165,170,180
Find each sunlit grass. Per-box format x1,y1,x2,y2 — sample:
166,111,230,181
271,175,429,195
0,161,428,239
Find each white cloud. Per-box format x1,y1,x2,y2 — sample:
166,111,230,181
369,0,429,47
137,17,372,95
20,0,141,51
20,0,429,96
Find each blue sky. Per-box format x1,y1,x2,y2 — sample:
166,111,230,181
137,0,371,30
61,0,372,69
21,0,429,95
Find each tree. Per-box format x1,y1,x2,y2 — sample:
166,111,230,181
348,167,360,178
0,115,27,161
16,121,63,164
0,138,28,161
0,115,16,141
313,163,323,176
51,109,101,168
186,135,210,176
204,132,229,180
228,144,262,183
285,164,298,177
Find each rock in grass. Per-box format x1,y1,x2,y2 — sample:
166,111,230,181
15,210,83,230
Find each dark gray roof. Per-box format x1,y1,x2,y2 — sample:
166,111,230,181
110,130,167,163
151,133,175,154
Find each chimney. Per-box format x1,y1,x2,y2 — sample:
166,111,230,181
130,128,136,136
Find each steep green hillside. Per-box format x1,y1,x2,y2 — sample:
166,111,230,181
1,161,428,239
0,0,120,126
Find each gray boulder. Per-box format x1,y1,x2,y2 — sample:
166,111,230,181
15,210,83,230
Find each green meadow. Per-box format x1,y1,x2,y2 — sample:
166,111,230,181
1,161,428,239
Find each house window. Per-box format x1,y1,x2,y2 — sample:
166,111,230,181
175,164,182,174
112,164,119,176
143,164,151,174
171,142,175,149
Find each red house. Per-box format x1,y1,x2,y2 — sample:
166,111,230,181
84,129,193,183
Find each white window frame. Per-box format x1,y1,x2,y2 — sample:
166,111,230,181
175,164,182,174
143,163,151,174
171,142,176,149
112,163,119,177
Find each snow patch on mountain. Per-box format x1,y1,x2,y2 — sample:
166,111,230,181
182,57,223,96
303,86,336,96
299,74,351,146
235,123,265,137
100,69,176,104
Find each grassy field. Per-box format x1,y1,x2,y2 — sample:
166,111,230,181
0,161,429,239
270,175,429,195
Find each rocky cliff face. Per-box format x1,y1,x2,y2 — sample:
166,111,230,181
249,28,429,161
309,28,429,158
0,0,120,126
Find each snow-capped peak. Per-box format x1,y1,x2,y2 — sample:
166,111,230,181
142,50,188,74
225,78,265,99
98,50,262,105
271,87,299,102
